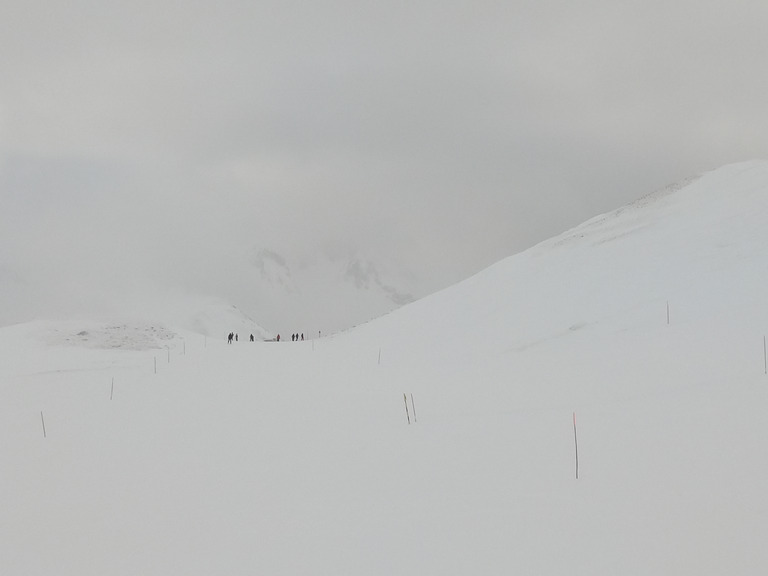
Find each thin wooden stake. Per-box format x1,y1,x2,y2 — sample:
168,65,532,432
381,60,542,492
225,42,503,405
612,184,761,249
41,411,47,439
573,412,579,480
764,336,767,375
411,394,417,423
404,394,411,425
666,301,670,325
110,377,114,401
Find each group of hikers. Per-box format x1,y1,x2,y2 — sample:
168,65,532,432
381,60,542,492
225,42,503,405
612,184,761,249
275,333,304,342
227,332,256,344
227,332,306,343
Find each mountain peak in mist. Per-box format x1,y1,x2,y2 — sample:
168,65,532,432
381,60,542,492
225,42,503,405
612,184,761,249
242,248,414,333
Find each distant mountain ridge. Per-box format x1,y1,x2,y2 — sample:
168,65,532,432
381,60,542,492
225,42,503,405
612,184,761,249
245,249,414,334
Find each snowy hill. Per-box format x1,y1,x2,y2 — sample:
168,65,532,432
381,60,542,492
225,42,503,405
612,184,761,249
3,161,768,574
153,295,273,341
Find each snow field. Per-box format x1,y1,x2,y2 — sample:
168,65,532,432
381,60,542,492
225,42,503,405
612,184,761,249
4,161,768,573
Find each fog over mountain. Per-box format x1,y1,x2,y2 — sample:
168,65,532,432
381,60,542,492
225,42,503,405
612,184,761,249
2,0,768,331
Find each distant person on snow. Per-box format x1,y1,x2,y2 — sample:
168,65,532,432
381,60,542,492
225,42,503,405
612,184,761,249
301,333,304,341
228,332,234,344
235,334,238,342
276,334,280,342
250,334,254,342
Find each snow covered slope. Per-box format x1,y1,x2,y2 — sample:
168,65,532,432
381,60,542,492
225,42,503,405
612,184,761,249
2,161,768,574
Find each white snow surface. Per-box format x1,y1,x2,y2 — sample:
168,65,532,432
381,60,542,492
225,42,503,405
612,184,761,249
3,160,768,574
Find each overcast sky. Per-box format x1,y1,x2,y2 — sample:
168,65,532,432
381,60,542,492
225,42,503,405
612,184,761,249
2,0,768,327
